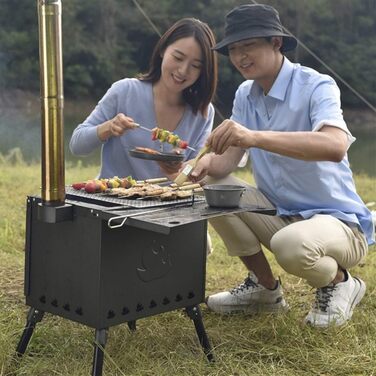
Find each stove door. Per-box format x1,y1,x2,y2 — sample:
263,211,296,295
98,221,207,328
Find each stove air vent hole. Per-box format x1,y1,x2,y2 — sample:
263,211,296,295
122,307,130,315
149,300,157,308
168,221,180,225
75,307,83,316
175,294,183,302
51,299,58,307
107,310,115,319
187,291,195,299
136,303,144,312
63,304,70,311
39,295,46,304
162,297,170,305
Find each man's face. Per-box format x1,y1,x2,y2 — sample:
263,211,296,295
228,37,281,80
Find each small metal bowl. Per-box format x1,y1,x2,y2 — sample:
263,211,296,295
203,184,246,208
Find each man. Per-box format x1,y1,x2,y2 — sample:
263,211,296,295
190,4,374,327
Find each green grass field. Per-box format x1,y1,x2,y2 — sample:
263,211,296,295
1,156,375,376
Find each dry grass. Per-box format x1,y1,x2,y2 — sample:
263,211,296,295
1,156,375,376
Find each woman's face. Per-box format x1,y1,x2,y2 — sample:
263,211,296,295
160,36,203,93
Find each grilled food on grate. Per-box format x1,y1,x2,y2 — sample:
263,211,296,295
108,183,202,201
71,177,202,201
110,184,165,198
72,176,137,193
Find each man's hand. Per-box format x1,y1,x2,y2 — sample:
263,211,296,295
207,119,251,155
207,121,349,162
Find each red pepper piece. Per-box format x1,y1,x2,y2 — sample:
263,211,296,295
178,140,188,149
151,128,158,141
72,182,86,190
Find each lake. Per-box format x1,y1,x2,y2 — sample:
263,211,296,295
0,97,375,176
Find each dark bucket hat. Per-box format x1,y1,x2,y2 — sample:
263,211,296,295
213,4,297,55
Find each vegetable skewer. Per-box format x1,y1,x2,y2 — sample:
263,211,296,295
134,124,196,152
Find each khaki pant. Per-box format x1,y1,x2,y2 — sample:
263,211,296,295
207,175,368,288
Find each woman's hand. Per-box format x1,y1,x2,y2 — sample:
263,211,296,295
97,113,138,141
189,154,212,183
157,161,183,180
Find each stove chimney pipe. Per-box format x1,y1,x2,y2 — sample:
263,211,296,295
37,0,65,205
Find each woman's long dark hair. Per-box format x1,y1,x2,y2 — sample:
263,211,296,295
139,18,217,117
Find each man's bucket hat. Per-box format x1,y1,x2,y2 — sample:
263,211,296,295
213,4,297,55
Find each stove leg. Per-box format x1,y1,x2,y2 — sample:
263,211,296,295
16,307,45,356
127,320,137,331
92,328,108,376
185,305,214,362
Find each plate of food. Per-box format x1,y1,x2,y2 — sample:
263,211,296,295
129,147,185,162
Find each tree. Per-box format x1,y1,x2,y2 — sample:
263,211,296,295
0,0,374,109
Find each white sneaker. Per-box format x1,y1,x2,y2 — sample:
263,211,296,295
206,273,288,314
305,271,366,328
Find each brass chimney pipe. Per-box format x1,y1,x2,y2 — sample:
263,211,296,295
37,0,65,205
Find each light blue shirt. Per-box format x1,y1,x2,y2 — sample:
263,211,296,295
69,78,214,181
231,57,374,245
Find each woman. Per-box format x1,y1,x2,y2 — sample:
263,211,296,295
69,18,217,181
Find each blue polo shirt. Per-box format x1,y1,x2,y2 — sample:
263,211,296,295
231,57,374,245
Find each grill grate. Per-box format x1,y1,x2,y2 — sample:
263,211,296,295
65,186,205,209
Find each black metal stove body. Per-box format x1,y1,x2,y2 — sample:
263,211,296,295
24,196,207,328
17,194,275,375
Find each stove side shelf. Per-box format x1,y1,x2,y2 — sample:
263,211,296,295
101,203,276,234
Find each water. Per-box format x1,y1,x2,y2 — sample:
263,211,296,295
0,100,101,167
0,101,375,176
349,127,376,177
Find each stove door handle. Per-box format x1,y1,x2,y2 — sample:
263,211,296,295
107,207,170,229
108,214,129,229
